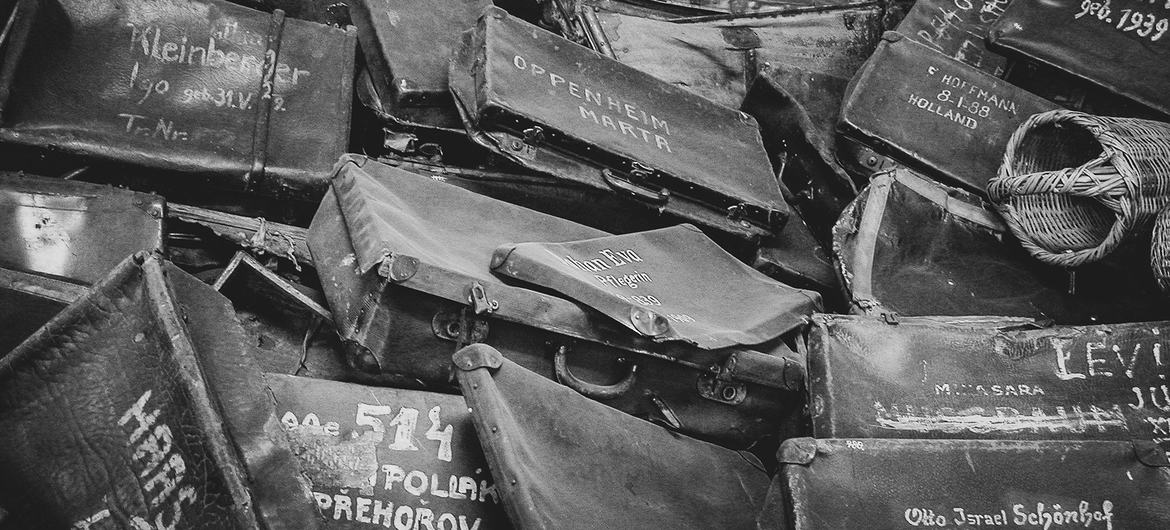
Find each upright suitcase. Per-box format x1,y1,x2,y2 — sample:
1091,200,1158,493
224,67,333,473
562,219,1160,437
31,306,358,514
0,254,319,528
452,344,770,530
0,0,356,200
309,155,815,447
988,0,1170,117
838,31,1058,192
896,0,1013,77
349,0,492,132
268,373,510,529
448,7,788,246
808,314,1170,452
832,168,1169,323
759,437,1170,529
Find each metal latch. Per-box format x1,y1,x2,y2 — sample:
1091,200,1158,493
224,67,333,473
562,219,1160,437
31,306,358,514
468,281,499,315
522,126,545,146
697,355,749,405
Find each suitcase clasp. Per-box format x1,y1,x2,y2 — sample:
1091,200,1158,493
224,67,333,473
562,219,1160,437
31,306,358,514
468,281,499,315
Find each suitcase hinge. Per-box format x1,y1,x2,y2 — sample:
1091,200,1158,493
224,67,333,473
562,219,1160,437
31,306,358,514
468,281,499,315
697,355,749,405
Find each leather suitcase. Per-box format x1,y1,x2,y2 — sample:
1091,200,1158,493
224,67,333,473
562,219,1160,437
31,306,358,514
838,31,1058,192
448,7,788,245
0,254,319,528
0,0,355,201
452,344,770,530
349,0,491,132
832,168,1170,323
896,0,1012,77
0,266,86,355
0,173,164,284
988,0,1170,117
808,314,1170,453
374,154,842,309
308,155,814,448
267,373,511,529
759,437,1170,529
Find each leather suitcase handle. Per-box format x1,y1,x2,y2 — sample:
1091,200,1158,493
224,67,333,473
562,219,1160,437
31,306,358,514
600,168,670,205
553,345,638,399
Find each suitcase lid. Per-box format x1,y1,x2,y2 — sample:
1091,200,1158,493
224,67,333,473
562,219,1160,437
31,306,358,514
839,32,1058,193
350,0,491,112
490,224,820,349
0,173,164,284
896,0,1011,77
266,373,510,529
808,313,1170,447
833,167,1170,324
988,0,1170,116
449,7,787,235
765,437,1170,529
0,266,86,354
0,254,320,528
452,344,771,530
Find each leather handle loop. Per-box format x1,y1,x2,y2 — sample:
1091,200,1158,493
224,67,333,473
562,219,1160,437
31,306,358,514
553,345,637,400
600,168,669,205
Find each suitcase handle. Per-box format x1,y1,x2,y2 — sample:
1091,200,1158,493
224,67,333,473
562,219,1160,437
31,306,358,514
600,169,670,205
553,345,638,399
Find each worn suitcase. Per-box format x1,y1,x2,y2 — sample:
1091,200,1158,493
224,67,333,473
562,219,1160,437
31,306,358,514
988,0,1170,117
808,314,1170,452
0,173,164,284
0,0,355,200
349,0,491,132
832,168,1170,323
452,344,770,530
267,373,510,529
759,437,1170,529
0,254,319,528
896,0,1012,77
448,7,788,245
171,203,311,267
309,155,813,447
839,32,1058,192
0,266,85,355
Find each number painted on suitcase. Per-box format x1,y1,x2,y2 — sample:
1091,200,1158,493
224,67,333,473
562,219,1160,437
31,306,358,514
270,376,506,529
1074,0,1170,43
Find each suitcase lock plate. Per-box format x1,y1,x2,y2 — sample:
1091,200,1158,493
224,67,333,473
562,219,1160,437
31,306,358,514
697,355,748,405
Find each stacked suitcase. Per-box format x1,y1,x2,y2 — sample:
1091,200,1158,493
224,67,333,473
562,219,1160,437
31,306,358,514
0,0,1168,528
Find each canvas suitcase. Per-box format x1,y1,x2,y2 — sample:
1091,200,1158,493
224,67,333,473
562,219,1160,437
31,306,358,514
988,0,1170,117
832,168,1169,323
0,266,86,355
452,343,770,530
838,32,1058,192
349,0,491,132
0,254,320,528
808,314,1170,452
0,0,355,200
0,173,164,284
448,7,788,245
308,155,815,447
267,373,510,529
758,437,1170,529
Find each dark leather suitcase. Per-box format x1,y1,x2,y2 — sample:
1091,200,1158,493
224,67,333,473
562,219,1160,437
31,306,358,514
0,265,85,354
988,0,1170,117
838,31,1058,192
349,0,491,132
808,314,1170,453
896,0,1012,77
832,168,1170,323
0,254,319,528
452,344,770,530
0,173,164,284
267,373,511,529
759,437,1170,529
308,155,812,448
0,0,355,200
448,7,788,245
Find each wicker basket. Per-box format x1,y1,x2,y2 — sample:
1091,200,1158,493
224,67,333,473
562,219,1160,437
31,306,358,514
1152,206,1170,293
987,110,1170,268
